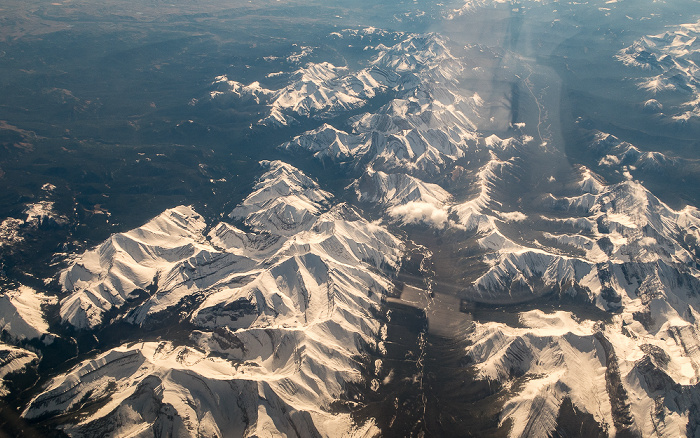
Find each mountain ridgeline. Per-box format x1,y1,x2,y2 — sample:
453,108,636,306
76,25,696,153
2,1,700,437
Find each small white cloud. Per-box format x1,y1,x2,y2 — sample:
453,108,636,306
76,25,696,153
499,211,527,222
388,201,449,228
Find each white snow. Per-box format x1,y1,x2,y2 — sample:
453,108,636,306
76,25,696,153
0,217,23,248
0,343,38,397
209,62,390,127
617,19,700,121
59,205,210,329
0,285,55,340
389,201,450,228
468,310,613,437
37,161,403,437
458,162,700,437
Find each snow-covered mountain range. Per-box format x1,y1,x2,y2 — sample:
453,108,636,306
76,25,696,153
618,19,700,123
244,27,700,437
24,161,402,437
4,8,700,437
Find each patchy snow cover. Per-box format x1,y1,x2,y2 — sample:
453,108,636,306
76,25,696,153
460,165,700,437
445,0,556,20
0,217,23,248
281,34,482,177
33,161,402,437
467,303,700,437
209,61,390,126
352,168,452,228
22,341,379,437
26,25,700,438
23,201,68,227
1,192,68,249
0,285,55,341
0,343,38,397
467,311,614,437
210,28,700,437
280,32,530,234
234,29,697,436
617,19,700,122
475,165,700,304
590,131,679,176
